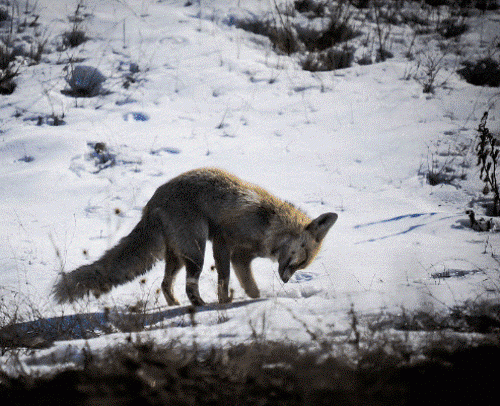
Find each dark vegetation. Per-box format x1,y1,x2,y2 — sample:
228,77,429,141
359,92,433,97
224,0,500,74
61,0,89,49
63,65,106,97
0,0,47,94
0,0,94,97
2,0,499,94
476,112,500,216
227,0,360,70
421,111,500,223
458,58,500,87
1,299,500,405
1,336,500,405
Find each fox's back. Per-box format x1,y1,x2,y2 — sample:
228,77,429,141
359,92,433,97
145,168,310,241
147,168,257,211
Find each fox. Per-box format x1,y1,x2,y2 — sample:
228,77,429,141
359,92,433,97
53,168,337,306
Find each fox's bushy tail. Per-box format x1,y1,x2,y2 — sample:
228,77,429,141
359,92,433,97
53,210,165,304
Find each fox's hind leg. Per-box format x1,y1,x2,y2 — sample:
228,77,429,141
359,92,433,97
161,250,183,306
185,258,205,306
213,235,233,304
183,238,207,307
231,249,260,299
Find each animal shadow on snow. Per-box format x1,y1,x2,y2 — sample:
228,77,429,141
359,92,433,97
0,299,263,349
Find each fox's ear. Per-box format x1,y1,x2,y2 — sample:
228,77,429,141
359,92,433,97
306,212,338,242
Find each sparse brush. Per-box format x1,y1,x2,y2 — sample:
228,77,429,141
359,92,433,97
475,112,500,216
61,0,89,49
421,139,468,186
232,0,358,68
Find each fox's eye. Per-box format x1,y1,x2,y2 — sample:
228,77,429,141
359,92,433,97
300,243,305,248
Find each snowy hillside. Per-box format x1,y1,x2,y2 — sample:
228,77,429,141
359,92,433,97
1,0,500,372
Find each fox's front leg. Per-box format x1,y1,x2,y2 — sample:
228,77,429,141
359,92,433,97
213,236,233,304
231,249,260,299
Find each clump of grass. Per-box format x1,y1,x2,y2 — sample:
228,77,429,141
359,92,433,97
63,65,106,97
61,0,89,49
62,29,88,48
294,0,327,16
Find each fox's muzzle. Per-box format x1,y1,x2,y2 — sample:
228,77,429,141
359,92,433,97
278,259,293,283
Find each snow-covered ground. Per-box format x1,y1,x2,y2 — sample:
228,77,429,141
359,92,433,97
1,0,499,372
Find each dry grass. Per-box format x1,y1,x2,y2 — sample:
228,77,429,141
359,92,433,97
1,333,500,405
2,295,500,404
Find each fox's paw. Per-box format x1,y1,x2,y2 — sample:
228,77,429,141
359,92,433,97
186,282,205,306
162,289,180,306
189,296,205,307
218,288,234,304
167,297,180,306
245,287,260,299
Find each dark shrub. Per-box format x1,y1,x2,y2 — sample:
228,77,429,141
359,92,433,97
64,65,106,97
457,58,500,87
312,19,359,51
438,18,468,38
269,26,303,55
0,45,18,95
294,0,326,15
62,29,88,48
423,0,450,6
0,7,9,22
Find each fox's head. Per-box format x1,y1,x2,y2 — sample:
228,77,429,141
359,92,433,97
277,212,338,283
